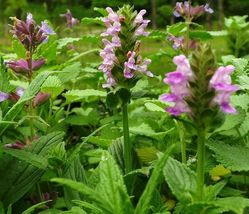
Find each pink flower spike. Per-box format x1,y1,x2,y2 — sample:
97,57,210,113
134,10,147,24
164,71,187,85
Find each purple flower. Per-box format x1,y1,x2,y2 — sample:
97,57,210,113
0,91,9,102
210,65,239,114
134,10,147,24
160,54,193,116
204,4,214,14
33,92,50,107
16,87,25,97
135,20,150,37
60,9,79,28
41,21,55,35
137,59,153,77
168,35,184,49
7,58,45,74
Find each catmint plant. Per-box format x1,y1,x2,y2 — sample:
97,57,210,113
5,13,54,139
160,44,239,200
99,5,153,173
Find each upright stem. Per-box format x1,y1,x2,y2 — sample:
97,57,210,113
181,134,187,164
196,128,206,201
122,102,132,173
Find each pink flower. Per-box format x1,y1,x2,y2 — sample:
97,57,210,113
160,54,193,116
134,10,147,24
210,65,239,114
7,58,45,74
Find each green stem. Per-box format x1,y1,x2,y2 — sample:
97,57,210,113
196,128,206,201
122,102,132,173
181,133,187,164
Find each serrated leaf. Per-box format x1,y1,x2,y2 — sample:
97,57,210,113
58,62,81,83
64,89,106,103
190,31,213,40
208,141,249,172
238,75,249,90
231,94,249,110
41,75,63,98
163,157,197,202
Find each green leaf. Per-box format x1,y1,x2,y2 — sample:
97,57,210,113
0,132,64,206
63,89,106,103
58,62,81,83
189,31,213,40
12,40,26,58
41,75,63,98
22,200,51,214
144,102,165,112
231,94,249,110
81,17,103,25
72,200,102,214
51,178,94,196
95,151,134,214
207,141,249,172
93,7,108,16
238,75,249,90
3,148,48,169
135,145,174,214
163,157,197,202
214,197,249,214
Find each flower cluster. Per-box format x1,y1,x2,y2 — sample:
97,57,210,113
160,55,193,116
173,1,213,20
160,54,239,116
99,6,153,88
7,13,54,77
60,9,79,28
10,13,55,51
99,7,153,88
210,65,239,113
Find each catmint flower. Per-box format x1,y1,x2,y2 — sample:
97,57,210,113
10,13,55,51
99,6,153,88
0,91,9,102
168,35,184,49
32,92,51,107
160,53,239,117
210,65,239,114
7,58,45,75
173,1,214,20
5,141,25,149
160,55,192,115
60,9,79,28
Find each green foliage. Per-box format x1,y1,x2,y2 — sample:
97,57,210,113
164,157,197,203
208,141,249,172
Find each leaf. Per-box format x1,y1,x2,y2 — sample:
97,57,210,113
72,200,102,214
135,145,174,214
208,30,228,36
231,94,249,110
0,132,64,206
144,102,165,112
0,72,49,136
41,75,63,98
22,200,51,214
3,148,48,169
214,197,249,214
238,75,249,90
93,7,108,16
209,165,231,181
189,31,213,40
63,89,106,103
51,178,94,196
12,40,26,58
207,141,249,172
163,157,197,202
58,62,81,83
81,17,103,25
95,151,134,214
